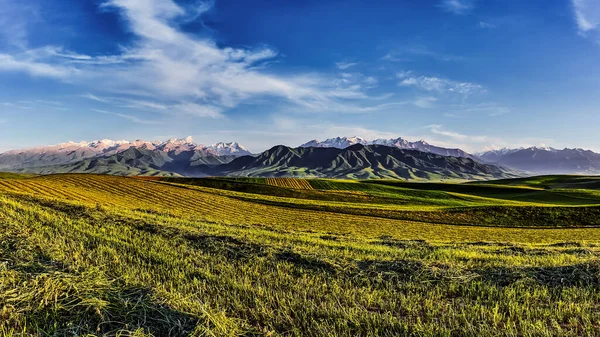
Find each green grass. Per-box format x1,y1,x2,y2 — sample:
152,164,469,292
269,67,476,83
0,172,35,179
471,174,600,190
2,174,600,336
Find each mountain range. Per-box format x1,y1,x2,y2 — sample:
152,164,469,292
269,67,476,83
478,147,600,174
301,136,475,159
22,144,516,180
204,144,515,180
0,137,250,171
1,136,599,179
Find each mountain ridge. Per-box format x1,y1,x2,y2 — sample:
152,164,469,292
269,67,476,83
478,147,600,174
0,137,251,170
18,144,519,180
301,136,476,160
204,144,517,180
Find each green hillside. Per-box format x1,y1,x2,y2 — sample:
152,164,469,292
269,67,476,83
0,172,35,179
471,175,600,190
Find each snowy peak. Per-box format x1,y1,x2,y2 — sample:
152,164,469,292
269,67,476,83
372,137,412,148
477,146,600,174
300,136,369,149
208,142,251,156
0,137,251,170
300,136,475,159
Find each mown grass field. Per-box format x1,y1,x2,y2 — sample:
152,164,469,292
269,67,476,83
2,173,600,336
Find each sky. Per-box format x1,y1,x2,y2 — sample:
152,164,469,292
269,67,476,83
0,0,599,153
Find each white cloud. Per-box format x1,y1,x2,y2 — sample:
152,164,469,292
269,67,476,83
398,71,484,96
118,99,168,110
479,21,496,29
406,46,464,62
0,54,76,78
444,102,510,117
0,0,386,120
84,92,222,118
381,53,410,62
319,125,400,141
427,124,487,143
572,0,600,42
414,96,437,108
93,109,160,125
383,47,463,63
335,61,358,70
82,93,110,103
174,103,223,118
35,100,63,106
0,0,39,49
439,0,474,15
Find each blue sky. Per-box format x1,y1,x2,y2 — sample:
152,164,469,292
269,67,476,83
0,0,599,153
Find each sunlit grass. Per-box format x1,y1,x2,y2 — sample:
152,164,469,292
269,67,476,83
1,174,600,336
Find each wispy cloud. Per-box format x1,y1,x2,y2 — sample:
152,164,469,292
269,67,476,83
479,21,496,29
81,93,110,103
173,103,223,118
35,100,63,106
571,0,600,42
444,102,510,118
0,54,76,78
335,61,358,70
382,47,463,63
85,92,222,118
381,53,410,63
118,99,168,110
93,109,160,125
2,102,31,110
414,96,438,108
427,124,487,142
0,0,39,49
2,100,68,111
405,46,464,62
397,71,484,97
439,0,474,15
0,0,387,119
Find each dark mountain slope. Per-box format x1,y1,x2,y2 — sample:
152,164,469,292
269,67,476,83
20,148,235,177
208,144,517,180
17,144,517,180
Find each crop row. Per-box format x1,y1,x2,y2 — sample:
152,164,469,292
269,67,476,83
265,178,314,190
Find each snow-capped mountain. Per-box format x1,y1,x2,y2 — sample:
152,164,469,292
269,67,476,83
477,147,600,174
476,148,523,162
301,136,369,149
207,142,250,156
300,136,476,159
0,137,251,170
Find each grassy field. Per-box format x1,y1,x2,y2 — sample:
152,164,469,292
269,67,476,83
2,174,600,336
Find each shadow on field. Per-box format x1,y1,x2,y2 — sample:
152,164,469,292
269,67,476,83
275,251,338,273
1,234,198,336
183,233,270,260
474,263,600,287
376,237,434,250
357,259,427,281
134,221,271,260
